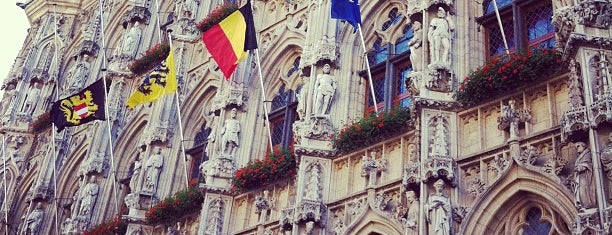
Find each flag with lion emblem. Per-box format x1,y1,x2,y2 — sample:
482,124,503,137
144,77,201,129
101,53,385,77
126,46,177,108
51,79,106,132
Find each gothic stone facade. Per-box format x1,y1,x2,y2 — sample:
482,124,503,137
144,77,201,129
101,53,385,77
1,0,612,234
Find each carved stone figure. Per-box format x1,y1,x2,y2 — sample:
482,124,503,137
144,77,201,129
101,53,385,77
65,54,91,91
2,84,16,116
428,7,453,66
573,142,596,210
409,21,424,72
296,76,310,120
405,190,419,234
205,114,218,158
143,146,164,193
305,165,321,201
22,84,40,115
26,202,44,235
79,175,99,218
176,0,199,18
431,116,448,157
600,133,612,183
206,199,223,234
426,179,451,235
122,22,142,58
313,64,336,116
221,108,240,155
305,221,315,234
130,149,143,191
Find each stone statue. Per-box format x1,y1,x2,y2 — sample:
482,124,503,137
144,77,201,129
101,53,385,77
426,179,451,235
405,190,419,234
205,114,218,158
305,165,321,201
431,117,448,157
79,175,99,218
26,202,44,235
305,221,315,234
428,7,453,66
65,55,91,91
313,64,336,116
143,146,164,193
22,84,40,115
296,76,310,120
573,142,596,210
601,133,612,180
221,108,240,155
1,84,16,116
122,22,142,58
409,21,424,72
176,0,199,18
130,150,143,191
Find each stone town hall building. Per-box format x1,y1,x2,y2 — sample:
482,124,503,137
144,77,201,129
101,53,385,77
1,0,612,234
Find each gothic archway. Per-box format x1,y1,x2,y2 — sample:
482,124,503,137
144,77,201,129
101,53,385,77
460,163,576,234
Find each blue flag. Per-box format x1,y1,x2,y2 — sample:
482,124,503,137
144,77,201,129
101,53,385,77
331,0,362,32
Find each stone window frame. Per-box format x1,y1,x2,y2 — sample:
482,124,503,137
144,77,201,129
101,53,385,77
478,0,555,59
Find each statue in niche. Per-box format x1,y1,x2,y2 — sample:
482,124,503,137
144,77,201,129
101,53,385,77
431,116,448,157
129,149,143,191
221,108,240,156
122,22,142,58
22,84,40,115
176,0,199,19
405,190,419,234
409,21,424,72
428,7,453,67
65,54,91,91
600,133,612,201
79,175,99,218
305,221,315,234
124,193,139,209
313,64,336,116
206,200,223,234
2,84,16,116
296,75,310,120
568,59,584,108
426,179,451,235
205,114,218,158
573,141,597,210
26,202,44,235
143,146,164,193
305,165,321,201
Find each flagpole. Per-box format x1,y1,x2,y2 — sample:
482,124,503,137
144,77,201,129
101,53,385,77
357,24,379,114
491,0,510,56
253,49,275,150
2,134,7,235
97,0,120,213
50,5,61,234
153,0,163,43
167,32,190,189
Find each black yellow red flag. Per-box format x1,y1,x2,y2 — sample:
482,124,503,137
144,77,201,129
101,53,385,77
51,79,106,132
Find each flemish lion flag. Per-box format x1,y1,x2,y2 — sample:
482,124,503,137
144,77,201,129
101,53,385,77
202,0,258,79
51,79,106,132
126,46,178,108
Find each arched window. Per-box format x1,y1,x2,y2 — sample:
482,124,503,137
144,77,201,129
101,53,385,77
186,123,212,185
522,207,552,235
269,85,298,151
286,57,301,77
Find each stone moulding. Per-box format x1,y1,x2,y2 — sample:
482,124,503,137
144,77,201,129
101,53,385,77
560,106,589,142
423,156,457,186
120,6,151,28
590,94,612,126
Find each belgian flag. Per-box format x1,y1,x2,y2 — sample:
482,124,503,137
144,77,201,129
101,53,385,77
51,79,106,132
201,0,258,79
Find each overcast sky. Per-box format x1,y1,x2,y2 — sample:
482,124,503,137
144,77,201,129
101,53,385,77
0,1,30,83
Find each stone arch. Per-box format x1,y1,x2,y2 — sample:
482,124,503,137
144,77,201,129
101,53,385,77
460,163,576,234
358,0,407,47
261,43,304,95
346,206,403,235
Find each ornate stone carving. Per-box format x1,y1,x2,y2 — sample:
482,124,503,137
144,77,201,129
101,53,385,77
64,54,91,94
297,199,326,225
175,0,200,19
590,94,612,126
210,85,246,113
428,7,454,68
423,156,456,185
452,205,469,224
124,193,140,209
313,64,336,116
562,33,612,61
332,209,347,235
78,40,99,57
255,190,275,223
467,178,486,197
279,206,295,231
567,59,584,108
25,202,44,235
573,142,597,211
425,179,451,235
574,1,612,29
403,149,421,190
142,146,164,194
517,145,541,166
410,21,424,72
430,114,449,158
302,37,336,66
372,192,391,211
404,190,419,234
78,175,99,220
573,210,602,234
200,157,236,181
543,154,568,177
205,198,224,235
120,6,151,28
361,151,387,187
498,100,532,140
552,7,576,50
26,185,53,202
221,108,241,156
560,106,589,142
304,162,322,201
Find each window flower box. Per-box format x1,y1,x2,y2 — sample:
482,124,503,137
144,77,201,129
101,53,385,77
128,42,170,76
332,108,411,154
145,186,204,225
455,48,565,105
231,148,297,192
83,216,127,235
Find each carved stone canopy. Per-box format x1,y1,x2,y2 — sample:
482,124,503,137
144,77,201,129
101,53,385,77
120,6,151,28
78,40,99,57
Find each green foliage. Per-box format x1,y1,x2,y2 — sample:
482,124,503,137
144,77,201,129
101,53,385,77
128,42,170,76
145,186,204,225
231,148,296,192
455,48,565,105
333,108,411,154
197,4,239,32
